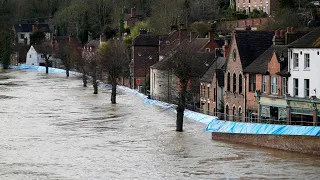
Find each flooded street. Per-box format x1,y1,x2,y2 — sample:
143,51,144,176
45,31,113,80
0,70,320,180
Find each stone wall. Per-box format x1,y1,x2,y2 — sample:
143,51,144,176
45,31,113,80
212,132,320,155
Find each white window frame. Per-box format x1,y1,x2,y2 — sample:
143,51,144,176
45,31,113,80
262,75,267,93
293,78,299,96
304,53,310,69
205,48,210,52
282,77,287,96
304,79,310,97
293,53,299,69
271,76,278,94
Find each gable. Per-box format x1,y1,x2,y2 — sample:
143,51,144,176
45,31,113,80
267,52,281,75
225,34,242,72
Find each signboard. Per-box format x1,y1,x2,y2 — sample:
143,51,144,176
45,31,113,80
136,79,140,84
289,101,312,109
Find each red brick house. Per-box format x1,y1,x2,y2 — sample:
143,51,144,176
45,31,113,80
124,7,142,28
243,29,307,122
224,30,274,121
132,31,159,90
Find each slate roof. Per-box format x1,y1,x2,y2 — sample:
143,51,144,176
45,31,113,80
243,45,288,74
235,31,274,69
133,34,159,46
288,27,320,48
200,57,225,84
14,24,50,33
152,38,210,70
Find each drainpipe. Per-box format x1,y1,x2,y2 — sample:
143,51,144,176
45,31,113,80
244,74,247,122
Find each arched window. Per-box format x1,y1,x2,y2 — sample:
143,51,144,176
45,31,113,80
239,74,243,94
227,72,231,91
233,73,237,93
233,106,236,121
225,105,229,120
239,107,242,122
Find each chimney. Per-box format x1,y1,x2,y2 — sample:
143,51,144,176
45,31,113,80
32,24,38,32
179,23,188,43
209,31,215,42
272,30,285,45
189,31,197,42
222,39,229,58
100,34,106,45
131,7,136,18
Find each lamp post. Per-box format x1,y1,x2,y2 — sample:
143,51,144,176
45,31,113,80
129,59,134,89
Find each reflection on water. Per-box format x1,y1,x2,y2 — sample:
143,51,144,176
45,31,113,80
0,70,320,180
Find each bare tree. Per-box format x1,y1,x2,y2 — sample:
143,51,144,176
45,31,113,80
170,43,200,132
73,47,88,87
85,51,100,94
55,42,73,77
100,40,129,104
35,43,53,74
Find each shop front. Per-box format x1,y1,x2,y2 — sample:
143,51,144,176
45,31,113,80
258,96,288,124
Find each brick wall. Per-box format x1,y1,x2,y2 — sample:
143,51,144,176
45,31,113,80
224,36,245,121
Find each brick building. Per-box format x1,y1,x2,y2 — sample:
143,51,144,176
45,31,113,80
132,31,159,91
224,30,274,121
243,28,307,122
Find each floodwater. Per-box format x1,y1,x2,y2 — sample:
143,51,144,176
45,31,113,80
0,70,319,180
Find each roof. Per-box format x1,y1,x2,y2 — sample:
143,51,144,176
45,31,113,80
14,24,50,33
85,40,100,48
153,38,210,70
235,31,274,69
243,45,288,74
200,57,225,83
288,27,320,48
132,34,159,46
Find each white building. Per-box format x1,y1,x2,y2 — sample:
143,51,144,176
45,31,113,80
288,27,320,98
13,24,51,45
26,45,62,68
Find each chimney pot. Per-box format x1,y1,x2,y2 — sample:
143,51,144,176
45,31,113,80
287,27,291,33
280,30,285,37
291,27,294,32
275,30,279,37
131,7,136,18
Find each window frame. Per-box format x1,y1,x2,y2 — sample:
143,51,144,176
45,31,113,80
304,53,310,69
282,77,287,96
233,73,237,93
227,72,231,91
270,76,278,95
293,78,299,96
293,53,299,69
262,75,267,93
249,74,256,92
304,79,310,97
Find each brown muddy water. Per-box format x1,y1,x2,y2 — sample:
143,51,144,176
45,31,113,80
0,70,320,180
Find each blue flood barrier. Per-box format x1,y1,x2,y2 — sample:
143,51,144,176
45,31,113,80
205,120,320,136
10,65,320,136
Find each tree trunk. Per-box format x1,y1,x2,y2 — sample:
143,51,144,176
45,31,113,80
45,59,49,74
93,74,98,94
176,80,187,132
111,78,117,104
66,69,70,77
82,72,87,87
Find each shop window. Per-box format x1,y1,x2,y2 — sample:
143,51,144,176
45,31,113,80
293,53,299,69
239,74,243,94
233,73,237,93
262,75,267,93
227,72,231,91
226,105,229,120
249,74,256,92
304,79,310,97
293,78,299,96
271,76,278,94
